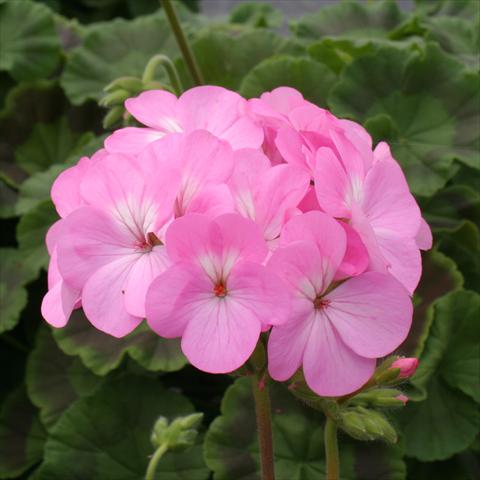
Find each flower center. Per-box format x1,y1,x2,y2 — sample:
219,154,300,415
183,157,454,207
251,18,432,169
213,282,227,298
134,232,162,252
313,296,330,310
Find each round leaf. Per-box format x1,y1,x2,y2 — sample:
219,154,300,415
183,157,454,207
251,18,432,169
0,387,46,479
33,376,209,480
0,0,60,81
239,56,336,107
53,310,187,376
26,327,103,430
329,43,480,196
204,377,355,480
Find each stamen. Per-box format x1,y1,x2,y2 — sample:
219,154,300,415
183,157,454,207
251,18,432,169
313,296,330,310
147,232,162,246
213,282,227,297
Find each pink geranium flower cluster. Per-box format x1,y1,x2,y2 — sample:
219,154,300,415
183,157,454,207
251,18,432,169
42,86,431,396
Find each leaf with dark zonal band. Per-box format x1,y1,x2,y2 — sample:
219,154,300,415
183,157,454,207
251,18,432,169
205,377,355,480
329,43,480,197
26,327,103,430
33,376,209,480
0,387,46,479
52,310,187,376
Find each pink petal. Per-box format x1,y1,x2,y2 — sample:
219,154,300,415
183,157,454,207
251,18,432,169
82,257,142,337
255,164,310,241
177,86,263,149
41,280,79,328
123,246,170,318
146,262,212,338
415,217,433,250
181,296,261,373
275,125,311,172
376,234,422,294
280,211,347,284
166,214,268,276
57,206,134,291
104,127,165,155
303,316,375,396
362,156,420,238
185,184,235,218
259,87,306,116
228,261,291,326
45,220,64,255
335,222,369,280
314,147,350,218
268,301,314,381
124,90,180,131
325,271,413,358
51,156,91,217
268,241,328,300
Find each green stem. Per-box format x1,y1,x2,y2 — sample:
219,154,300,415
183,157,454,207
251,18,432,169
160,0,204,85
145,443,168,480
252,374,275,480
324,416,340,480
142,54,183,95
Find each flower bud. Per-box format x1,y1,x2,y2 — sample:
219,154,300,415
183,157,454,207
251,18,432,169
338,407,398,443
150,413,203,451
396,394,408,405
391,357,418,378
351,388,407,408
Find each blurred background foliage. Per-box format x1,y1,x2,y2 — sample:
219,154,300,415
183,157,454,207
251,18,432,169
0,0,478,479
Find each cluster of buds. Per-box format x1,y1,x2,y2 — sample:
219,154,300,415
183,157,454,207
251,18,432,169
288,356,418,444
150,412,203,452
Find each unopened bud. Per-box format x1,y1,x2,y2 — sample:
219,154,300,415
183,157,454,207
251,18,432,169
150,413,203,451
103,106,124,129
339,407,398,443
99,89,130,107
104,76,144,93
396,394,408,405
391,357,418,378
351,388,408,408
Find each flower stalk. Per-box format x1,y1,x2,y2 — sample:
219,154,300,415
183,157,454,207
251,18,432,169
160,0,204,85
252,373,275,480
324,416,340,480
145,443,168,480
142,54,183,95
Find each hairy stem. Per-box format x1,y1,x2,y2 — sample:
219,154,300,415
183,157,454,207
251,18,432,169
160,0,204,85
324,416,340,480
142,54,183,95
145,443,168,480
252,374,275,480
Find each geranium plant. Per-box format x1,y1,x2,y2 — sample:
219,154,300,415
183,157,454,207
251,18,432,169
0,1,478,479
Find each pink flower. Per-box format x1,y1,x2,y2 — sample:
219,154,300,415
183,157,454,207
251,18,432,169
45,151,179,336
391,357,419,378
227,148,310,242
145,213,291,374
267,211,412,397
314,140,425,293
105,86,263,155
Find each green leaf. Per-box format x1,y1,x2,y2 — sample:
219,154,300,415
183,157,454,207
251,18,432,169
421,184,480,231
399,376,479,462
398,290,480,461
291,0,406,42
239,56,336,107
229,2,283,29
61,12,181,105
26,327,103,430
424,16,480,69
16,134,106,215
353,443,406,480
0,0,60,81
329,43,480,196
400,250,463,356
15,117,94,175
414,0,480,19
177,29,305,91
204,377,355,480
0,248,37,334
0,387,46,479
33,376,209,480
436,220,480,291
0,179,17,219
16,200,58,276
53,310,187,376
